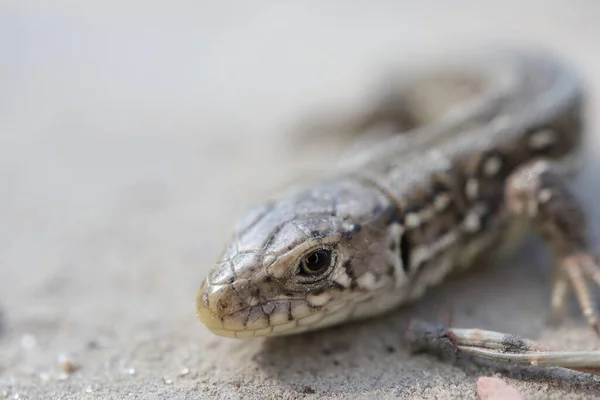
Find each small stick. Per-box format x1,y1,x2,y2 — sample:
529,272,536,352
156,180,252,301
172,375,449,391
406,320,600,376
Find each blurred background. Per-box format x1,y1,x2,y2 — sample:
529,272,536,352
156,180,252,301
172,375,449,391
2,2,600,399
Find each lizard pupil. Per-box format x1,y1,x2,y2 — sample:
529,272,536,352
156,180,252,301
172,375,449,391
300,249,332,275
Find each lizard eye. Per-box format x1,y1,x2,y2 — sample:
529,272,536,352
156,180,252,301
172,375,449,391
299,249,333,276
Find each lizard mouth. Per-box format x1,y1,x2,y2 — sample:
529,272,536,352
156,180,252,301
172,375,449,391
196,280,351,339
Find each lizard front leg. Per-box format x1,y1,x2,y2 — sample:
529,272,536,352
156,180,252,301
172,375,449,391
505,159,600,334
408,159,600,374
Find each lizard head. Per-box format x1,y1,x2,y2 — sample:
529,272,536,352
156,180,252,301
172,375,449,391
196,180,398,338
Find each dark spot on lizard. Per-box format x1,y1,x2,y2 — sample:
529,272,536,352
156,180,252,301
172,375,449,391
371,204,383,216
342,223,362,239
430,179,448,195
402,203,420,217
386,205,405,226
437,226,450,236
400,231,411,274
386,263,396,277
251,287,263,302
341,231,352,239
343,260,357,289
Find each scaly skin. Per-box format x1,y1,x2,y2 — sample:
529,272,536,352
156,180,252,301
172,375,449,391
196,47,594,340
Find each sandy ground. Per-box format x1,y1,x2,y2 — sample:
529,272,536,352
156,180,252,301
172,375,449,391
2,2,600,399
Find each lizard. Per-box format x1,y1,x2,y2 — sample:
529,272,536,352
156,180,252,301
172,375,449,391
196,46,600,373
